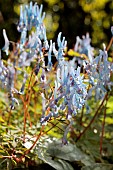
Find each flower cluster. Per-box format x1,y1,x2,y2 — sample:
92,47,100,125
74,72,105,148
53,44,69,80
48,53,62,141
74,33,94,65
40,33,87,126
73,33,113,101
83,44,113,100
0,50,19,109
1,2,49,108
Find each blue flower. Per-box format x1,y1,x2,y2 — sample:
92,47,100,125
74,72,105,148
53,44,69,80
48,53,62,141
47,40,53,71
20,28,27,49
111,26,113,36
2,29,9,55
57,32,67,60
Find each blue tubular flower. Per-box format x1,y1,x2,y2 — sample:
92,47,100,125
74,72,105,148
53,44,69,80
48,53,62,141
56,32,67,61
64,64,69,84
32,2,37,18
0,52,8,86
111,26,113,36
30,3,37,27
20,5,23,23
7,66,15,91
2,29,9,55
23,7,27,28
85,43,113,101
74,36,81,51
0,65,6,85
47,40,53,71
35,3,45,25
30,1,33,13
41,104,60,125
18,2,46,32
0,60,20,109
76,66,80,77
20,28,27,49
17,5,24,32
57,32,67,49
74,33,94,63
53,42,58,56
40,110,58,125
10,97,19,110
57,32,62,47
39,7,45,24
43,27,49,49
27,1,32,30
38,4,43,20
60,61,68,85
56,67,62,84
27,31,42,52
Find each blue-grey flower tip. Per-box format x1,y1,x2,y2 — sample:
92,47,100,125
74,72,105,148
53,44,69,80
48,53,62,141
2,29,9,55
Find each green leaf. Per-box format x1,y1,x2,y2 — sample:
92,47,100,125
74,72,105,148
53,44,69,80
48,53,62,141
38,151,74,170
46,140,94,166
0,117,4,122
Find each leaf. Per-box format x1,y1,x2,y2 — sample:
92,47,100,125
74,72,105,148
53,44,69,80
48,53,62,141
38,150,74,170
0,117,4,122
68,49,81,57
46,140,94,166
68,49,88,59
81,163,113,170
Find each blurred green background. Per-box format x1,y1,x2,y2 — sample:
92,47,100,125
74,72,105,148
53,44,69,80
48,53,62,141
0,0,113,49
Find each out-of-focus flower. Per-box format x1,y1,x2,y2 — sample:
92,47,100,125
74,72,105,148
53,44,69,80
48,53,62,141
111,26,113,36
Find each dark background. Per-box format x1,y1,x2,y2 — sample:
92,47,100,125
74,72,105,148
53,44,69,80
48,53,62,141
0,0,113,50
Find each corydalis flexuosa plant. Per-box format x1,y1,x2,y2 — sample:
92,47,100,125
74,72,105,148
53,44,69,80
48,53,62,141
1,1,113,144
